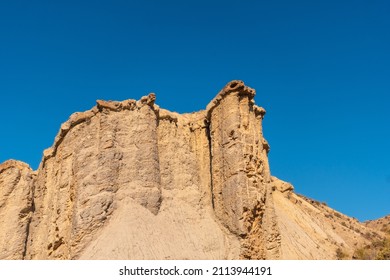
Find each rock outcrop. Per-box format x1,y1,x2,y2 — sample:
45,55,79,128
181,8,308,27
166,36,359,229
0,80,386,259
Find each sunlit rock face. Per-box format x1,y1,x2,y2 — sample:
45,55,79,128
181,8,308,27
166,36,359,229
0,81,383,260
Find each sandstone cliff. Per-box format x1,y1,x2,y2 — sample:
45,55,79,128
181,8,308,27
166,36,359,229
0,81,386,259
0,160,34,259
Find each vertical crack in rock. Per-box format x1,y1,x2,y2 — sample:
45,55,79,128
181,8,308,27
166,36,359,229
205,119,215,210
22,174,36,260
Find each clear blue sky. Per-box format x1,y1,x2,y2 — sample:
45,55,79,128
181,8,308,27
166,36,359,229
1,0,389,221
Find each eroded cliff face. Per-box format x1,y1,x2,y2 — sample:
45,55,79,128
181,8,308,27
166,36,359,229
0,81,384,260
0,160,34,259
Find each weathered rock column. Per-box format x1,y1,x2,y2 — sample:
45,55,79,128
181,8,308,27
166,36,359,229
206,80,280,259
207,81,270,235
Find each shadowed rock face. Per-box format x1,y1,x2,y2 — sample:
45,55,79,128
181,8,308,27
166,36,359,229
0,81,385,259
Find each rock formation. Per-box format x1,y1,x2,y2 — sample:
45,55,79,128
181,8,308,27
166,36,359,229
0,160,34,259
0,80,387,259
